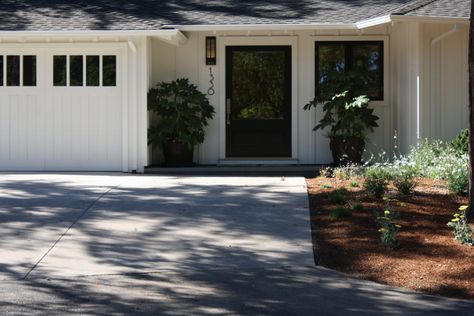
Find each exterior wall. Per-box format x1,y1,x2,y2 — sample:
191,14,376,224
0,36,149,172
422,23,469,142
390,21,469,154
150,26,393,165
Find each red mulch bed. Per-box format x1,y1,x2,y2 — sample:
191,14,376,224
306,176,474,300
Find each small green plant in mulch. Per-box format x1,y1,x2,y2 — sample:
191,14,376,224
375,207,401,249
391,165,418,195
350,181,360,188
321,184,333,189
352,203,364,212
330,207,352,219
364,166,391,198
329,189,348,205
447,205,474,246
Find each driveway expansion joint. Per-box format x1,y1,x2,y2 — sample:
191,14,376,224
22,183,123,280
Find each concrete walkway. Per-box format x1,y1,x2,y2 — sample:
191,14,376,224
0,173,473,315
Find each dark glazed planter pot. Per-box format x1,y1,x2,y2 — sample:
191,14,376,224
329,136,365,165
163,140,194,166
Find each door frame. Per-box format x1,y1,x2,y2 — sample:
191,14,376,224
225,45,292,158
218,36,298,161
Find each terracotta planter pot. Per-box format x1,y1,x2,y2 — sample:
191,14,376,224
163,140,194,166
329,136,365,165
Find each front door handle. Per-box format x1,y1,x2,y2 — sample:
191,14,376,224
226,98,231,125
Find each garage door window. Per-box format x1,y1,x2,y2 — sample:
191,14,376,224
0,55,37,87
54,55,116,87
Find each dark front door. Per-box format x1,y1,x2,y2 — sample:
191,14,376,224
226,46,292,157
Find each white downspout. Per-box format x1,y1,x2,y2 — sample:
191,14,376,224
429,24,460,139
431,24,460,45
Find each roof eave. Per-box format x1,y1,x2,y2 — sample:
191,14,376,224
356,14,470,29
166,23,357,32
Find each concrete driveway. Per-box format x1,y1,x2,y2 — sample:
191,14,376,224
0,173,473,315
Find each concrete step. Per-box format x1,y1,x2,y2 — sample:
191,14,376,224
144,165,323,177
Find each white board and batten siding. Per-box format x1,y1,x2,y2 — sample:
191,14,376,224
0,40,149,172
150,27,393,165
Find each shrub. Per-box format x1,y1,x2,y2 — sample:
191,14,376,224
407,139,468,195
407,140,446,177
391,165,417,195
333,163,364,180
364,166,391,198
329,189,347,205
319,166,333,178
451,129,468,156
376,209,401,249
352,203,363,212
330,207,352,219
447,205,474,246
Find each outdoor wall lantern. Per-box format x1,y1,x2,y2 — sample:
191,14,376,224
205,36,217,65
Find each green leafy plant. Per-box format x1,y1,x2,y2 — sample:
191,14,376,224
304,78,379,165
329,189,347,205
376,209,401,249
330,207,352,219
352,203,363,212
451,129,468,156
350,181,360,188
364,166,391,198
321,184,333,189
447,205,474,246
148,78,215,149
391,165,418,195
304,90,378,139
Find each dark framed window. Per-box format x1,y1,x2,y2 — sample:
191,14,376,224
69,55,83,86
315,41,384,100
0,56,3,86
102,55,116,86
86,55,100,86
23,55,37,86
53,55,67,86
6,55,20,86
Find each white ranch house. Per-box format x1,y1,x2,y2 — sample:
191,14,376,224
0,0,469,172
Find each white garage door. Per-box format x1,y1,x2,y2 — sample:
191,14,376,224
0,46,124,171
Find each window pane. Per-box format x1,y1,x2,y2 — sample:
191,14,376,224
23,55,36,86
53,56,67,86
69,55,83,86
317,44,345,99
6,55,20,86
0,56,3,86
102,55,116,86
232,50,286,120
351,43,383,99
86,56,100,86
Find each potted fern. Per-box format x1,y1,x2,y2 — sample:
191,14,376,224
304,84,379,165
148,78,215,166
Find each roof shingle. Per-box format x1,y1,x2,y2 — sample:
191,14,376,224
0,0,469,32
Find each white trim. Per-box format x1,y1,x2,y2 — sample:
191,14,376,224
217,36,298,160
391,15,469,24
168,24,357,32
0,29,185,37
356,15,392,29
356,15,469,29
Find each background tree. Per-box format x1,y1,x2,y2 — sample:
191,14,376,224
469,0,474,220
